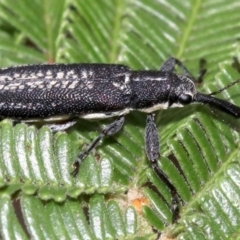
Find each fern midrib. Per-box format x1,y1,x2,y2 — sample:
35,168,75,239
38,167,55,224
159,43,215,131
176,0,202,58
181,143,240,215
108,0,126,63
43,0,54,63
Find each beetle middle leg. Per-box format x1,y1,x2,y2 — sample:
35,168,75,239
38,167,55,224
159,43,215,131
72,116,125,176
145,113,179,222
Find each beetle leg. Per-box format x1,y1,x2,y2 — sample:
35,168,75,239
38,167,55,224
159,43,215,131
160,57,194,79
145,113,180,222
160,57,207,84
47,120,77,132
196,59,207,83
159,57,176,72
160,57,194,78
72,116,125,176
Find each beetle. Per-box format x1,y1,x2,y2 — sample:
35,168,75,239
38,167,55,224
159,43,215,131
0,57,240,218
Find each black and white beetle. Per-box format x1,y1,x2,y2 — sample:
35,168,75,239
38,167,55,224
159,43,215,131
0,57,240,214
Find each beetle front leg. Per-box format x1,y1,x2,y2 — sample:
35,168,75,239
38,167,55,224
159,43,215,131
160,57,206,83
160,57,194,78
159,57,176,72
196,59,207,83
72,116,125,176
145,114,179,222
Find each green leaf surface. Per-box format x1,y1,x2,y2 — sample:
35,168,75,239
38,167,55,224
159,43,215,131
0,0,240,239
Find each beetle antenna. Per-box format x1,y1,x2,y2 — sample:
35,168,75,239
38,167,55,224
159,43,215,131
209,79,240,96
208,106,240,133
195,93,240,118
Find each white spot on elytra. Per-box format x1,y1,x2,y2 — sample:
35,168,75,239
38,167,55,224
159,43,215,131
14,73,20,78
32,81,42,85
72,74,78,79
37,72,44,77
0,76,13,81
49,81,57,85
9,83,21,87
88,70,93,77
87,84,94,89
67,70,75,75
81,70,87,79
26,81,44,89
68,80,78,89
38,85,44,89
125,74,130,84
86,81,94,89
60,81,70,88
21,74,27,79
56,72,64,79
46,70,52,76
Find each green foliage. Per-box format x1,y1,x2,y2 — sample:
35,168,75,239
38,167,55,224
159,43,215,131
0,0,240,239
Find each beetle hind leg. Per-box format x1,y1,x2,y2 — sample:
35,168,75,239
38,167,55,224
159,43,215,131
71,116,125,176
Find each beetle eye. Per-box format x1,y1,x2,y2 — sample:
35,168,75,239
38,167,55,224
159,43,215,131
179,94,192,104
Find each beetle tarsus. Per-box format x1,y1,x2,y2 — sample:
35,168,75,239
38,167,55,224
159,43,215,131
71,161,80,177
